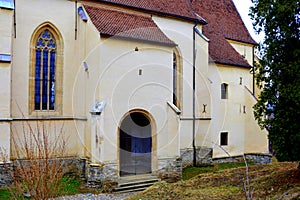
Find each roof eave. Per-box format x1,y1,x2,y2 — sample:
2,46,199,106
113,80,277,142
100,33,178,47
225,37,257,46
210,60,252,69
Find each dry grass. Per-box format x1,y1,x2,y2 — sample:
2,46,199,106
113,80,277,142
128,162,300,200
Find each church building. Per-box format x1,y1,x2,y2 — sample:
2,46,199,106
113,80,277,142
0,0,270,183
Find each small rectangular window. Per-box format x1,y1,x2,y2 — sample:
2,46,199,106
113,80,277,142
220,132,228,146
0,54,11,62
0,0,14,9
221,83,228,99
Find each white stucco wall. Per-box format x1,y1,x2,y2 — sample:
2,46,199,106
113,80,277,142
208,61,268,158
0,8,13,54
5,0,269,166
12,0,80,116
0,123,10,160
0,7,13,118
10,120,86,158
10,0,87,158
82,37,178,165
244,89,269,154
0,64,11,118
152,16,213,152
0,7,13,160
228,40,254,66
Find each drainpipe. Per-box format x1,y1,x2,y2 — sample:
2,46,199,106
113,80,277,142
192,23,197,167
75,0,78,40
13,0,16,38
252,46,255,96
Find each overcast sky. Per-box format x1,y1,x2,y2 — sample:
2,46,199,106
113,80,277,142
232,0,265,43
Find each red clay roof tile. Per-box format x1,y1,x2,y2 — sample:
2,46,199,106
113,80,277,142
84,4,176,46
192,0,256,68
95,0,206,23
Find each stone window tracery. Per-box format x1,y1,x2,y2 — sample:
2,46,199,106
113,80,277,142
29,24,63,115
34,30,56,111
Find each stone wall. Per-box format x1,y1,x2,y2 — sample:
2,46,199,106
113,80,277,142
180,147,213,167
0,157,86,188
1,153,272,188
61,157,87,177
0,157,120,189
180,147,272,166
86,162,118,188
211,153,272,165
244,153,272,164
86,157,183,185
156,157,182,183
0,163,12,187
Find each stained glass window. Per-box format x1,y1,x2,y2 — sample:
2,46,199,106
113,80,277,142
34,29,56,111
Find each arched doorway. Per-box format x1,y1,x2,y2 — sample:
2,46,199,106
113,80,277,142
119,111,152,176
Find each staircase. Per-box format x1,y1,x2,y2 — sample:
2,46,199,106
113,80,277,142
114,175,160,193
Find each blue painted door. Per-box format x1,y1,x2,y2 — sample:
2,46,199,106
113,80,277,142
120,112,152,176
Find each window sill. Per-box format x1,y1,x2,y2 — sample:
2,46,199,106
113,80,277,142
30,110,61,117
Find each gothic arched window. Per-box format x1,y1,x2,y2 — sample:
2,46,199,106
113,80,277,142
173,48,182,109
34,30,56,110
29,24,63,114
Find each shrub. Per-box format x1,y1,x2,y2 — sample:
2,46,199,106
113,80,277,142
1,121,69,200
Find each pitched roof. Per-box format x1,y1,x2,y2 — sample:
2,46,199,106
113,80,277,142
84,4,176,46
192,0,256,68
95,0,206,24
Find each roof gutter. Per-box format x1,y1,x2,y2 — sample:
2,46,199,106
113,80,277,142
211,61,252,69
225,37,257,46
100,33,177,47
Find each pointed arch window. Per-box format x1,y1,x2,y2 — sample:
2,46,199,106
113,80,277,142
173,48,182,109
173,51,178,106
34,30,56,110
29,24,63,115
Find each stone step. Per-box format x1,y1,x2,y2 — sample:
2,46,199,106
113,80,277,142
114,182,155,193
114,186,150,193
114,175,159,193
118,176,159,187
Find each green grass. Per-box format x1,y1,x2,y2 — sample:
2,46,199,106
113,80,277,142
182,162,254,180
0,175,85,199
0,188,12,199
58,175,82,195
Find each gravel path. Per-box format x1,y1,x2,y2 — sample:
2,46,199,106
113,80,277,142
54,192,137,200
